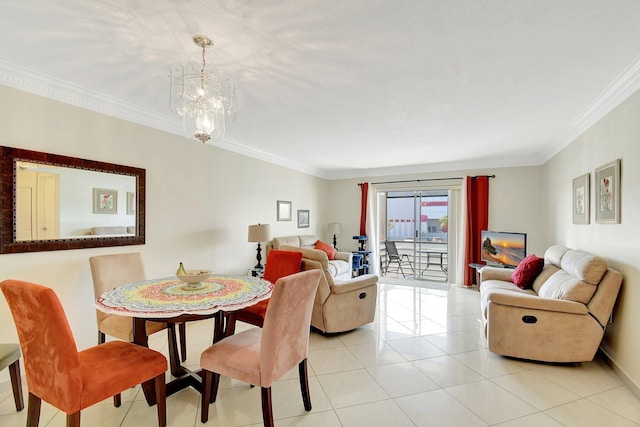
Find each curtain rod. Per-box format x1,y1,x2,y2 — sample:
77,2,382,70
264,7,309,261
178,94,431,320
359,175,495,186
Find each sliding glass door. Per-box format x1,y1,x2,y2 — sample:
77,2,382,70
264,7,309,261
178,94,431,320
384,190,449,281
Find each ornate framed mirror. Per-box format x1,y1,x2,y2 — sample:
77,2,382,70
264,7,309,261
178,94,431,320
1,146,145,253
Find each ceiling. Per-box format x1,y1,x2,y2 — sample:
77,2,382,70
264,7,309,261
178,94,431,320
1,1,640,179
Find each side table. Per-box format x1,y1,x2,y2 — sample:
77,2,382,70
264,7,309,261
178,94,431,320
468,263,484,287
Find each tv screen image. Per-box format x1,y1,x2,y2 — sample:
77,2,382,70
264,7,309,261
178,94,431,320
481,231,527,268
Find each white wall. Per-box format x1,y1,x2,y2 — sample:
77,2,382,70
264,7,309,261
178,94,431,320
543,88,640,389
328,166,547,277
0,86,329,361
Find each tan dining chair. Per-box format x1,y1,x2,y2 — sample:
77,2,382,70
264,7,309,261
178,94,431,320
1,279,167,427
200,270,321,426
224,249,303,337
89,252,186,406
0,343,24,412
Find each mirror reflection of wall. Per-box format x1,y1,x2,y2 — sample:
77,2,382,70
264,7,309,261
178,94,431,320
15,161,136,241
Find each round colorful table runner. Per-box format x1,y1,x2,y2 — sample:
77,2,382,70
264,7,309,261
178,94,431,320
96,275,273,318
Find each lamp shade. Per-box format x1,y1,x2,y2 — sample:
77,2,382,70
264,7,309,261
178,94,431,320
327,222,342,235
248,224,271,242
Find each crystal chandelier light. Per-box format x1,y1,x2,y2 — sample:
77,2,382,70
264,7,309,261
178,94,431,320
170,35,236,143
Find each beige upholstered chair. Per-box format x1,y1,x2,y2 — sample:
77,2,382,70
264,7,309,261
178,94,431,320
1,279,167,427
200,270,321,426
0,343,24,412
279,245,378,333
89,252,185,406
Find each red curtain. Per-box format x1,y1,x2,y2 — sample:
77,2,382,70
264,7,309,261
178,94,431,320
359,183,369,236
464,176,489,286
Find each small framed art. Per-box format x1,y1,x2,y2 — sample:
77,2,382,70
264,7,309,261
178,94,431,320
297,210,309,228
277,200,292,221
572,173,589,224
93,188,118,214
595,159,621,224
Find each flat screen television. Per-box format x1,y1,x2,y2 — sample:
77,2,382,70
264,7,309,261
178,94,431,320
481,230,527,268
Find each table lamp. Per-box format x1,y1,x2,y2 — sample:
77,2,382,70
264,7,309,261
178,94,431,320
327,222,342,249
248,223,271,270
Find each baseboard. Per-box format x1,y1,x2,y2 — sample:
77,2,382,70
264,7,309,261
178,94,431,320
598,348,640,400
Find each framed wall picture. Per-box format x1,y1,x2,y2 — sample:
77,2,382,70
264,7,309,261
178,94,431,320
572,173,589,224
93,188,117,214
277,200,292,221
595,159,621,224
297,210,310,228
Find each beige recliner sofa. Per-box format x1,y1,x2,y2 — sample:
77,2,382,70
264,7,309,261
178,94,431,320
269,235,352,280
480,245,622,363
278,244,378,334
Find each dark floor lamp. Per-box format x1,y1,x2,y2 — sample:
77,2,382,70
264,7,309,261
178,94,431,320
327,222,342,249
248,223,271,270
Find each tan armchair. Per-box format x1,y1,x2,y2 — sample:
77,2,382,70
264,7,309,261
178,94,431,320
280,245,378,333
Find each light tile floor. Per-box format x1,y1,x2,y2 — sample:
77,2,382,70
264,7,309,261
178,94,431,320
2,281,640,426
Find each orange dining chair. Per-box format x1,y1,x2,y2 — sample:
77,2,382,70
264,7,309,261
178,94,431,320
89,253,187,359
200,269,321,426
0,343,24,412
224,250,303,337
0,279,168,427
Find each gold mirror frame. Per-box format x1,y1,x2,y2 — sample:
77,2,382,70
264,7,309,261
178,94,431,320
0,146,145,253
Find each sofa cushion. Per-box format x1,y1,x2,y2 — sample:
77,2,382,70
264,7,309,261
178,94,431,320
537,270,597,304
544,245,570,267
531,264,561,294
315,240,337,260
327,260,350,278
299,235,319,248
510,254,544,290
272,236,301,248
560,250,608,285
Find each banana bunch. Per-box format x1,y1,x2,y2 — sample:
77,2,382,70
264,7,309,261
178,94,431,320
176,262,188,276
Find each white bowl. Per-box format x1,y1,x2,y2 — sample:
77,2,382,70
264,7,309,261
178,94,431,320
177,269,212,284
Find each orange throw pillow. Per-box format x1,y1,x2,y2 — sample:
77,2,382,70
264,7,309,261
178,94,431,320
315,240,337,260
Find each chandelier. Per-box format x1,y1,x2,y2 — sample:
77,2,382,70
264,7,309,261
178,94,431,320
170,35,236,143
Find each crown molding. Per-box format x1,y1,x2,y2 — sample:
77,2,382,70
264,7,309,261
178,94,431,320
544,55,640,162
3,55,638,182
0,60,325,177
0,60,182,135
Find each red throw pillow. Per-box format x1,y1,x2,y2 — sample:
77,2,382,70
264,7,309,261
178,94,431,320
511,254,544,289
315,240,337,260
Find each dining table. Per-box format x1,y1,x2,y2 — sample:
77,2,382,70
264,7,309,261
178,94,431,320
95,274,273,405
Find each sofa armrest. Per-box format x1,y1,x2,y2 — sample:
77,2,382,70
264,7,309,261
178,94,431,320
334,251,352,264
332,274,378,294
280,245,328,264
488,290,588,315
480,267,513,282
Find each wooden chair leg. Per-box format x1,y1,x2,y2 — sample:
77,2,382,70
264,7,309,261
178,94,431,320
179,322,187,362
113,393,121,407
298,359,312,411
26,393,41,427
66,411,80,427
154,374,166,427
261,387,274,427
9,359,24,411
201,370,212,423
210,372,220,404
